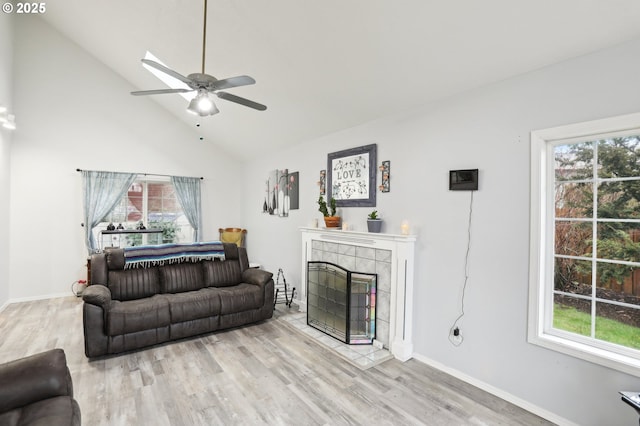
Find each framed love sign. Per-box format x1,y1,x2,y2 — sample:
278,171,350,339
327,144,377,207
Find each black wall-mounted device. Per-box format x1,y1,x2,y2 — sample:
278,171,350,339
449,169,478,191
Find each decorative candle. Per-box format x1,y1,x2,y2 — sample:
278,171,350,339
342,222,348,231
400,220,410,235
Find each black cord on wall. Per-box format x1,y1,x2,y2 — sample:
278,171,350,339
449,190,474,346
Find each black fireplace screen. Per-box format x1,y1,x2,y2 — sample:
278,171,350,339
307,261,376,345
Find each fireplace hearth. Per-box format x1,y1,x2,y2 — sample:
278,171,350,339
307,261,376,345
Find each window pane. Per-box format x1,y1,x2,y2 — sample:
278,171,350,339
147,182,163,217
554,142,593,181
596,224,640,264
147,182,190,243
162,184,176,198
127,183,143,223
106,198,127,224
596,136,640,179
595,263,640,298
554,258,592,295
553,294,591,337
102,183,142,224
597,181,640,219
148,183,180,220
595,302,640,349
555,182,592,218
555,221,592,257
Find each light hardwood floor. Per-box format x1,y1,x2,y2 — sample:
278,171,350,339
0,296,554,425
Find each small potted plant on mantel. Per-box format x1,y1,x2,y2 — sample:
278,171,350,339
318,195,340,228
367,210,383,233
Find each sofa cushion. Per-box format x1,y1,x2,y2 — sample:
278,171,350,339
222,242,239,260
202,260,242,288
0,396,80,426
108,268,160,301
160,263,204,294
217,283,264,314
0,349,73,414
107,295,170,336
106,248,126,270
166,288,222,323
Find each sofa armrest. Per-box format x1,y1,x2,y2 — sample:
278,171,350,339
0,348,73,413
242,268,273,287
82,284,112,309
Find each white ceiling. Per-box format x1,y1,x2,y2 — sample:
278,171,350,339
40,0,640,161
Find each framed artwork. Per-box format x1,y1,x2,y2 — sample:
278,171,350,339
327,144,377,207
379,160,390,192
263,169,293,216
263,170,278,215
289,171,299,210
319,170,326,196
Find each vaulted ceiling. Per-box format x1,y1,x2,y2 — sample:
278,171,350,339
40,0,640,160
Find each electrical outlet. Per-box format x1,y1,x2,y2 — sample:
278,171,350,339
450,327,463,345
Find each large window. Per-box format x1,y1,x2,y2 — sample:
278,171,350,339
95,177,194,248
529,113,640,376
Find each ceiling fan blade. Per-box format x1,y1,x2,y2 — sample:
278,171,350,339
131,88,194,96
141,59,193,85
216,91,267,111
212,75,256,90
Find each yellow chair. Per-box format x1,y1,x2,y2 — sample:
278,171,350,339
219,228,247,247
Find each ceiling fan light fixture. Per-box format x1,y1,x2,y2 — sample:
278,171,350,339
187,90,219,116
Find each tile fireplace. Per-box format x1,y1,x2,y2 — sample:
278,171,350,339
300,227,416,361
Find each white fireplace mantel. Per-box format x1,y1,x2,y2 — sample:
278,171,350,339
300,227,416,362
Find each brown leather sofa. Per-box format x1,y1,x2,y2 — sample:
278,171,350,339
82,243,274,357
0,349,81,425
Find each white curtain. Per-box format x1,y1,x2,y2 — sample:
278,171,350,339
171,176,202,242
82,170,137,254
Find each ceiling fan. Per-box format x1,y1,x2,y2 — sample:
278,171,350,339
131,0,266,116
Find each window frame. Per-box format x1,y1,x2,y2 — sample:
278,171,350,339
528,112,640,377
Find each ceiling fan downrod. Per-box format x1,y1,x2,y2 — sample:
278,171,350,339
201,0,207,75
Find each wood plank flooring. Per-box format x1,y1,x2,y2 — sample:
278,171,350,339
0,297,554,425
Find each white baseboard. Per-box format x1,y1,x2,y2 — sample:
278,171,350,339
411,352,577,426
6,292,76,305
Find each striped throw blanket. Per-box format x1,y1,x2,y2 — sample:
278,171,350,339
124,241,225,269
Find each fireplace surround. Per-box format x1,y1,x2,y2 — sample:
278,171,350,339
300,227,416,361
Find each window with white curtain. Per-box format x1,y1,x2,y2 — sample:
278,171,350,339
97,176,194,248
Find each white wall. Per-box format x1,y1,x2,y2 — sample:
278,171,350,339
0,12,13,309
242,38,640,425
9,16,243,300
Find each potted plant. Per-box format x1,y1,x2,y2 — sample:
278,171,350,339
367,210,382,233
318,195,340,228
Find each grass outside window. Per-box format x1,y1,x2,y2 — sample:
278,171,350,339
554,304,640,350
